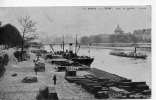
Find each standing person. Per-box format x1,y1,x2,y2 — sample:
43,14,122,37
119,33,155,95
36,56,40,62
53,74,57,85
34,67,37,75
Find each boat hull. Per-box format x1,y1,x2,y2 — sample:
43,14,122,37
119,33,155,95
71,58,94,66
110,52,147,59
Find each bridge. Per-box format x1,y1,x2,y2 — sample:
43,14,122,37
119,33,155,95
47,43,151,48
90,43,151,48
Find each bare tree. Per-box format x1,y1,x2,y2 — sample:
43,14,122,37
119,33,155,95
18,16,37,52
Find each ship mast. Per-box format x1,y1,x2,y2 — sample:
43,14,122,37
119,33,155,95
49,44,55,54
89,43,91,57
75,34,78,55
62,35,64,52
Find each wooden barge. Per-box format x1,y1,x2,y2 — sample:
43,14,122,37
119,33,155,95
110,51,147,59
65,68,151,99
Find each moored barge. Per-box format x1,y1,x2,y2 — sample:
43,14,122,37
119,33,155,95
110,51,147,59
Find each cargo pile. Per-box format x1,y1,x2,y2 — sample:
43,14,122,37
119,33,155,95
0,52,9,77
115,81,151,98
57,66,79,72
14,50,30,62
65,74,151,99
65,75,109,99
22,76,38,83
34,61,45,72
36,86,58,100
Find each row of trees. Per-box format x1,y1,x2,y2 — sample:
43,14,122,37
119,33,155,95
109,33,138,43
0,16,37,75
80,34,110,44
0,24,23,47
0,16,37,50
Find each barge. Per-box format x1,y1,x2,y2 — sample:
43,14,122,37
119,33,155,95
65,68,151,99
110,51,147,59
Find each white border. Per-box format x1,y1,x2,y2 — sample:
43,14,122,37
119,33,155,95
152,0,155,99
0,0,151,7
0,0,154,100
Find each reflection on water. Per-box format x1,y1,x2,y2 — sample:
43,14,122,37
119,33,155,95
78,48,151,87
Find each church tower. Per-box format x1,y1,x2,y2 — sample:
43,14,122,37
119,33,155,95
114,24,124,34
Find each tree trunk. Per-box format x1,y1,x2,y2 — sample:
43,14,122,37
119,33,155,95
21,30,25,60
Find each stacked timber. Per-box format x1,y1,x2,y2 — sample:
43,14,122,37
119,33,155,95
65,66,77,76
65,75,109,99
57,66,79,72
109,87,130,98
14,50,30,61
116,81,151,97
65,73,151,99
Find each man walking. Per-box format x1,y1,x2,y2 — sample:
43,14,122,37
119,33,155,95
34,67,37,75
53,74,57,85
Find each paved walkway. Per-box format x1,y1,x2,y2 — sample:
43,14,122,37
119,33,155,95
44,61,95,100
0,52,99,100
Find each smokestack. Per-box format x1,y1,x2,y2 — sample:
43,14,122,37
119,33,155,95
69,43,73,52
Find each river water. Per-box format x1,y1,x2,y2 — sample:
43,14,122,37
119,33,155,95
78,47,151,88
44,45,151,87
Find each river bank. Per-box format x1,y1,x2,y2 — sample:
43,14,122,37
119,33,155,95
0,47,151,99
0,49,99,100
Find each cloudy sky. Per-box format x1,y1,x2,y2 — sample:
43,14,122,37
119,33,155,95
0,6,151,39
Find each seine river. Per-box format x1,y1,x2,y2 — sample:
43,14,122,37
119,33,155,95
78,47,151,88
45,45,151,87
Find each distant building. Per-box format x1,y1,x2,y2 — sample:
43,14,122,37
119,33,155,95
133,29,151,42
114,25,124,34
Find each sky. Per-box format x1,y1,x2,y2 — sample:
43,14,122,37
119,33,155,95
0,6,151,39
